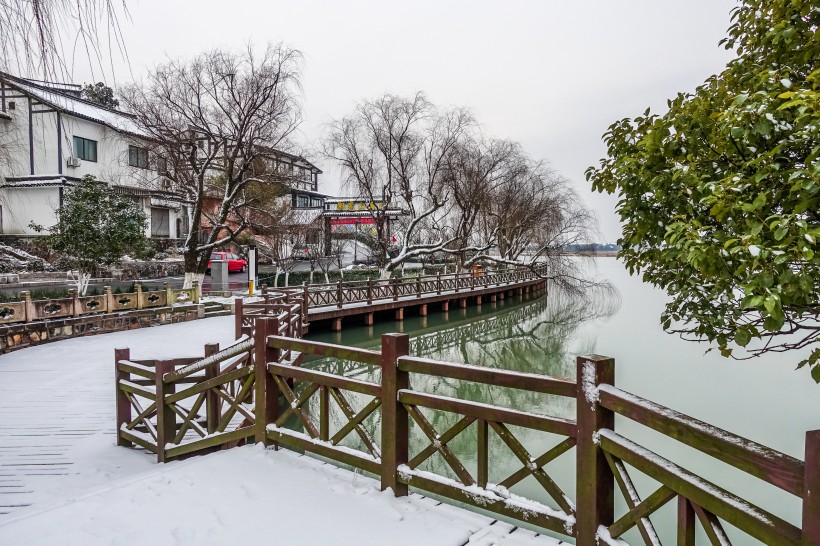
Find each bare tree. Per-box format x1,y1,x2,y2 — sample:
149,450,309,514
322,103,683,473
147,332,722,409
324,92,474,278
0,0,129,80
476,158,598,292
440,137,519,270
120,44,303,287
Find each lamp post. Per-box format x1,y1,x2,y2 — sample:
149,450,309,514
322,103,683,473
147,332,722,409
353,219,359,264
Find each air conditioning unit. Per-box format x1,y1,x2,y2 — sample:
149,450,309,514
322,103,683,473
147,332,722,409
159,178,173,190
66,157,81,168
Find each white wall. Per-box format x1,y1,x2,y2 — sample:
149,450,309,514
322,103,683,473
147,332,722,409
0,90,186,238
0,186,60,234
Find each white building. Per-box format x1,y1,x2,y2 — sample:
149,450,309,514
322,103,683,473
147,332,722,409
0,73,189,241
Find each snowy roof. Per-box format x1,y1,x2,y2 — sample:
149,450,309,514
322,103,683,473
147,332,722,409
282,208,323,226
1,73,145,137
1,175,79,188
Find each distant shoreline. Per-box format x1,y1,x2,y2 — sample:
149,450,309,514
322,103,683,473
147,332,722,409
562,250,619,257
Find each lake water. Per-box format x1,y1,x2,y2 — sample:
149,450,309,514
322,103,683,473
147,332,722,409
303,257,819,545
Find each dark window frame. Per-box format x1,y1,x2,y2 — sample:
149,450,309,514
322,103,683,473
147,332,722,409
128,145,149,169
73,136,98,162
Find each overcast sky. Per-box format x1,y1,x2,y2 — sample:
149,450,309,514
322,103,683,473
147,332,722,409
73,0,738,241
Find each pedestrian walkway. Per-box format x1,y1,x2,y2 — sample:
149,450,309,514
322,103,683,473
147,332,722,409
0,445,563,545
0,316,236,518
0,317,563,545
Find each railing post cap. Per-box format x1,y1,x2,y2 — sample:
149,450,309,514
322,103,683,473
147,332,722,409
577,354,614,363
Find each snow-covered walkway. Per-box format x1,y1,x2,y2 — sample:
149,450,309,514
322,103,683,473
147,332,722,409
0,317,236,519
0,317,562,545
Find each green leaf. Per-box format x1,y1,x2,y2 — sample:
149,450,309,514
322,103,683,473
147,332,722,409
812,364,820,383
735,329,751,347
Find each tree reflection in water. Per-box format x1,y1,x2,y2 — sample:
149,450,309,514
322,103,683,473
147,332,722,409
298,281,620,516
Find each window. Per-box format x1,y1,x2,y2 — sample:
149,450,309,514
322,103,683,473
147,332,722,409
310,197,322,208
73,136,97,162
150,208,170,237
296,195,309,208
128,145,148,168
156,157,168,174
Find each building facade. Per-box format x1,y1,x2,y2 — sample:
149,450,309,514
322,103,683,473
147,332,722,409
0,73,188,240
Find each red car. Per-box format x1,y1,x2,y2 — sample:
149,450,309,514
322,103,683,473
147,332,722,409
207,251,247,274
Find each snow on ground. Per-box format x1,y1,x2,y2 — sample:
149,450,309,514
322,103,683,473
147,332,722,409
0,317,562,545
0,445,561,545
0,316,236,518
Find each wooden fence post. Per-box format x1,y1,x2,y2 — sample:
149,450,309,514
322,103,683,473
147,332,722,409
392,277,399,302
381,333,410,496
135,283,143,310
155,360,175,463
114,348,132,447
436,272,441,295
337,280,343,309
454,272,460,293
576,354,615,545
803,430,820,546
677,496,696,546
192,280,200,303
302,282,309,316
204,343,220,434
367,277,373,305
234,297,244,339
416,274,421,298
255,317,280,448
164,282,173,306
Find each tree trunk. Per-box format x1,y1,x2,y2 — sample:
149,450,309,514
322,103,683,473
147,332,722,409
273,267,281,288
183,272,205,290
284,270,290,287
182,247,206,289
73,271,92,296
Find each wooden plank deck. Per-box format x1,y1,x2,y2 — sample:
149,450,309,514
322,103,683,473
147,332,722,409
0,316,238,520
0,316,564,544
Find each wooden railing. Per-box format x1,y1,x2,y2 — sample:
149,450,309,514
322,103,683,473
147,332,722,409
115,301,302,463
0,281,200,325
115,315,819,544
274,265,547,311
252,323,818,546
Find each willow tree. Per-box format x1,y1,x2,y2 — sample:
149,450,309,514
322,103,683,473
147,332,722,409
587,0,820,380
0,0,128,79
323,93,474,278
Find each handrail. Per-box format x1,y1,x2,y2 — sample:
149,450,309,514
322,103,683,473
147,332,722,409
398,355,576,397
598,428,802,546
597,383,805,497
267,335,381,366
164,337,253,382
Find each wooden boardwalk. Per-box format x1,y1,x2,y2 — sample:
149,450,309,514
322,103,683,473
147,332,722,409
0,316,565,545
0,349,112,516
241,266,549,334
0,316,237,520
